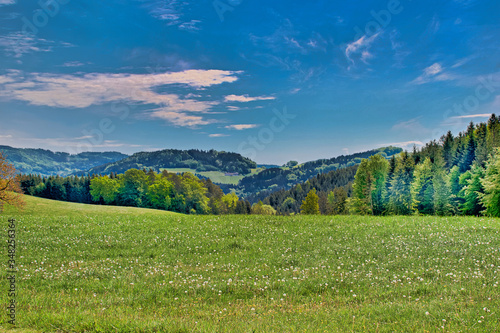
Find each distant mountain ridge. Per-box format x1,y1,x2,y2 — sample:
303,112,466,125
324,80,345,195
0,145,128,177
82,149,258,175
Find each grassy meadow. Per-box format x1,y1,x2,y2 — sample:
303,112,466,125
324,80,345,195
1,196,500,332
158,168,263,185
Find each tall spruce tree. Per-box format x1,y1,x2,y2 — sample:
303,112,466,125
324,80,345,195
480,148,500,217
388,152,415,215
433,155,452,216
411,157,434,214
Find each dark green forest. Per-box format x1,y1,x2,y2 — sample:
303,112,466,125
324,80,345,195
83,149,257,175
222,146,402,200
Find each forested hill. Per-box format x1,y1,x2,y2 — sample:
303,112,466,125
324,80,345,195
223,146,402,201
262,165,358,215
0,145,128,177
83,149,257,175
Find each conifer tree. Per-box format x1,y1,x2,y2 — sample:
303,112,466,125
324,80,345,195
388,152,414,215
459,163,485,215
301,189,320,215
411,158,434,214
433,155,452,216
480,148,500,217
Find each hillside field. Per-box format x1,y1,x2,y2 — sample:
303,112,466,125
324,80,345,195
1,196,500,332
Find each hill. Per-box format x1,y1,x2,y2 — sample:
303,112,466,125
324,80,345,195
0,145,128,177
82,149,257,176
223,146,402,200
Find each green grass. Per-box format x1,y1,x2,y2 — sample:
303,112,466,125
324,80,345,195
159,168,263,185
2,196,500,332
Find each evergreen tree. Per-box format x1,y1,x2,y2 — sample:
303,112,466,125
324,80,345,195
301,189,320,215
411,158,434,214
433,155,452,216
459,163,485,216
459,122,476,172
388,152,414,215
349,159,372,215
442,131,455,169
480,148,500,217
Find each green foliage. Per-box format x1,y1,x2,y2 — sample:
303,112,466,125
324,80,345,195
90,176,120,204
301,189,320,215
411,158,434,214
388,152,415,215
480,148,500,217
327,187,348,215
459,163,485,216
251,201,276,215
235,147,401,200
88,149,257,175
432,155,453,216
146,176,173,210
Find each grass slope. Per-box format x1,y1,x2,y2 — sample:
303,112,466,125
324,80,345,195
1,197,500,332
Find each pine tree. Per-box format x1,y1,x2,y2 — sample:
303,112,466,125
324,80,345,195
411,158,434,214
479,148,500,217
388,152,414,215
433,155,452,216
349,159,372,215
301,189,320,215
442,131,455,169
459,163,485,216
459,122,476,172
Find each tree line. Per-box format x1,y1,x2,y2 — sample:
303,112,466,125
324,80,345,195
296,115,500,217
17,169,279,215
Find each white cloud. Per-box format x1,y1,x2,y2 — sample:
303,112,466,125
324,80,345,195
411,63,457,85
0,0,15,6
224,94,275,103
0,32,54,58
452,113,493,119
0,69,239,108
0,69,242,127
209,134,229,138
148,108,215,127
344,33,381,69
225,124,259,130
61,61,87,67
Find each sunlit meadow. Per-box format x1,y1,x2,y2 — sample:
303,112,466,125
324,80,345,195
1,196,500,332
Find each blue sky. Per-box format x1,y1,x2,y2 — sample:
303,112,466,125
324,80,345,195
0,0,499,164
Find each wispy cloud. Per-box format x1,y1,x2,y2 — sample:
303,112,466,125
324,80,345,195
0,0,15,6
137,0,201,31
225,124,259,130
209,133,229,137
0,69,243,127
392,118,432,136
452,113,493,119
344,33,381,70
410,63,457,85
148,109,216,127
0,69,240,108
61,61,88,68
0,32,72,58
224,94,276,103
